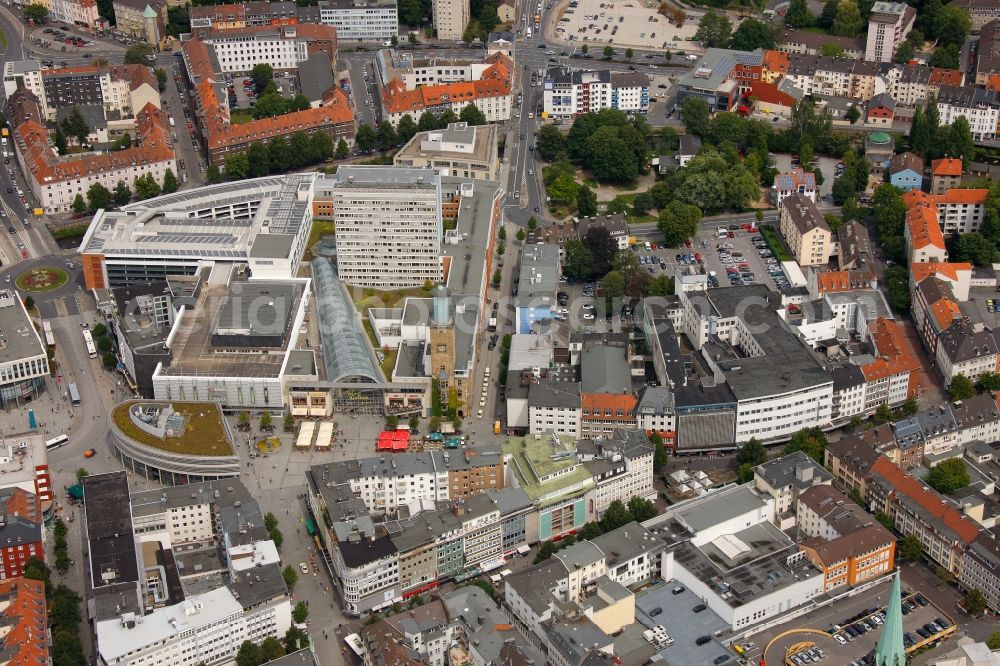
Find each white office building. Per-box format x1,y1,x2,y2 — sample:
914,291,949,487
319,0,398,40
321,166,443,289
0,290,49,408
431,0,469,41
543,69,650,119
201,26,309,73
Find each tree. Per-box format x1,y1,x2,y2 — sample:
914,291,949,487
832,0,863,37
386,414,399,429
166,5,190,37
950,374,976,401
61,106,90,145
397,114,418,145
87,183,114,211
584,126,637,183
899,534,923,562
52,128,68,154
124,43,155,65
729,18,775,50
72,194,87,214
418,111,438,132
875,511,894,530
945,116,976,167
516,228,525,242
627,496,659,522
600,271,625,299
563,239,595,280
680,96,710,138
536,124,566,161
377,120,397,150
260,637,286,663
335,138,349,160
845,105,861,124
925,458,971,494
577,185,597,217
355,123,377,153
284,626,309,653
784,426,827,463
785,0,813,27
818,0,839,28
979,371,1000,392
459,103,487,126
650,432,668,468
884,265,911,312
648,275,674,296
658,200,701,246
161,169,179,195
965,589,988,616
736,438,766,467
133,173,161,200
528,217,537,231
259,410,273,430
874,403,893,424
935,4,972,47
695,11,732,48
113,180,132,206
251,63,275,93
900,398,919,417
206,165,224,183
24,2,49,23
737,463,755,483
601,500,632,531
154,67,167,91
603,45,614,58
235,641,261,666
399,0,426,25
987,631,1000,650
282,564,298,589
931,43,961,69
409,413,420,431
583,227,618,276
956,233,995,266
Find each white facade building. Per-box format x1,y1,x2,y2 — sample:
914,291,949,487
936,86,1000,142
318,0,398,40
543,69,650,119
322,167,443,289
201,28,305,73
95,587,292,666
431,0,469,40
49,0,100,29
0,290,50,408
865,1,915,63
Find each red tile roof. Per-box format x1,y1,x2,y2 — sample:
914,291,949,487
762,49,789,75
12,99,173,187
905,200,946,252
860,318,921,383
869,457,980,545
382,55,512,115
937,188,987,205
931,158,963,177
929,67,963,87
909,262,972,285
110,63,158,92
0,578,48,666
815,269,876,294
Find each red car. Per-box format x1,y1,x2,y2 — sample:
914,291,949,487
727,231,736,238
684,240,692,248
20,249,28,259
740,223,753,231
694,252,702,262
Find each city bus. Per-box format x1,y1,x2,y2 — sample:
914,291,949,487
42,321,55,348
45,434,69,451
82,329,97,359
68,382,81,405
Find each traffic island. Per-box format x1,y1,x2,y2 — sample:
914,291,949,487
15,267,68,292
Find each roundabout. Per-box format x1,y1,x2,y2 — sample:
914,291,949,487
15,266,68,292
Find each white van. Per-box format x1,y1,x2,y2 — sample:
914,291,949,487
644,241,652,251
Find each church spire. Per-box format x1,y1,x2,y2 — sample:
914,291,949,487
873,571,907,666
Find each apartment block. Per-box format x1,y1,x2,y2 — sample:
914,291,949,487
773,169,817,207
754,451,833,521
324,166,443,289
865,1,916,63
959,531,1000,613
393,122,499,181
796,485,896,592
779,193,831,266
866,457,980,573
431,0,469,40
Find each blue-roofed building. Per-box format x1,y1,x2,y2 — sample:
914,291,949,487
888,151,924,192
773,168,817,208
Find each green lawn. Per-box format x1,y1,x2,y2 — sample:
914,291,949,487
306,219,335,251
760,225,793,262
229,110,254,124
112,402,234,456
0,28,7,50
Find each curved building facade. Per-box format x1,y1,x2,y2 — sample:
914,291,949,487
110,401,241,485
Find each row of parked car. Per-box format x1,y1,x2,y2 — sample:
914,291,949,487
789,646,825,664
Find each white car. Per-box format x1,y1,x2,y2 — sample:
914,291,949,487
833,635,847,645
480,397,487,407
477,409,484,418
582,313,594,321
299,562,309,574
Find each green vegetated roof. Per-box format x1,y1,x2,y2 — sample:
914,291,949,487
502,436,594,503
113,401,234,457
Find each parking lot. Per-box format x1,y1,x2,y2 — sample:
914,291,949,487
748,580,957,666
554,0,703,50
634,581,735,665
225,71,301,113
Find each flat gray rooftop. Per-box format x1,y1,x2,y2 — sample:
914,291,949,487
669,484,767,534
0,292,45,365
635,582,731,665
249,233,295,259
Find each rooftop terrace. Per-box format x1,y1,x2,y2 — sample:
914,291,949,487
112,401,234,457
